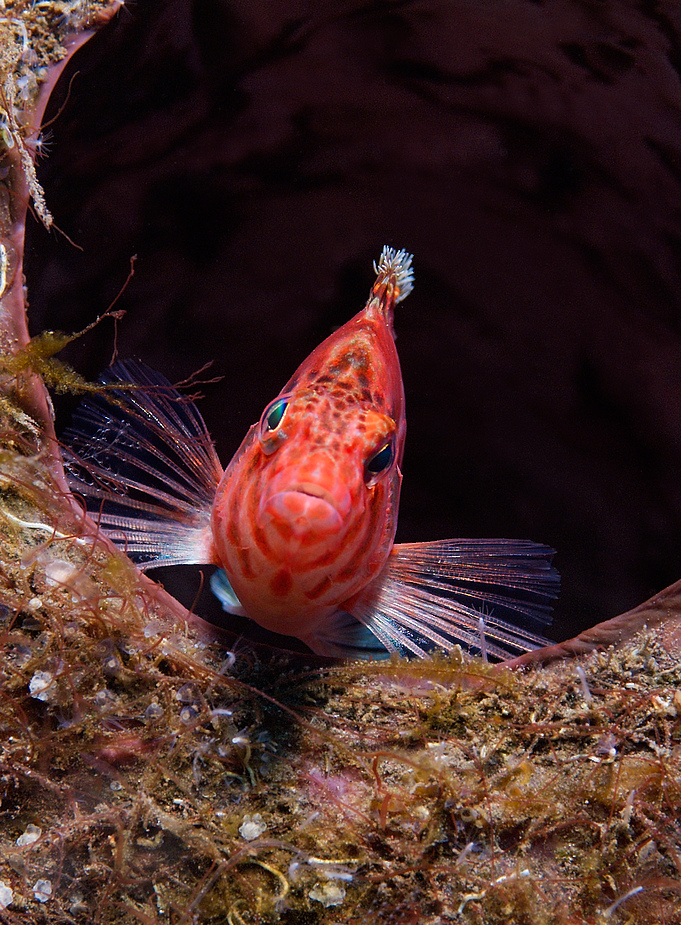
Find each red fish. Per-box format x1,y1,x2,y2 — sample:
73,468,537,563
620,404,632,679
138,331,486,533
64,248,558,659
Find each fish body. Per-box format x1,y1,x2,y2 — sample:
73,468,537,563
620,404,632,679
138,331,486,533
64,248,558,659
210,254,407,647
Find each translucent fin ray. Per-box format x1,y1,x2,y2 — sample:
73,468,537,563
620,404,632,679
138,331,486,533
347,539,559,660
62,359,223,568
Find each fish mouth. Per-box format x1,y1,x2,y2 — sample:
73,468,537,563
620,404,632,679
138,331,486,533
261,484,346,538
292,482,353,511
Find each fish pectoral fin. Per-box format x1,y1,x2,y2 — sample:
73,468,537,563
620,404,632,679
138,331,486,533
63,359,223,569
304,610,390,659
346,539,560,661
210,570,248,617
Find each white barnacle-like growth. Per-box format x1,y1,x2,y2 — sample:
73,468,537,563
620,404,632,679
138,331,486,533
32,879,52,903
0,242,10,299
0,882,13,909
308,881,346,907
238,813,267,841
29,670,54,701
16,824,41,847
373,246,414,302
575,664,593,704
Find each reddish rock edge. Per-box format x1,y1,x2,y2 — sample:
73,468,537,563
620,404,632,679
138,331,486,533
506,577,681,668
0,4,219,642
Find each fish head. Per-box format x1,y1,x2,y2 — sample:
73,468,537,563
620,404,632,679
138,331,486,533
254,386,400,561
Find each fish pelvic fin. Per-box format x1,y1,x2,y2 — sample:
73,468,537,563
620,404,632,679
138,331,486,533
210,569,247,617
62,359,222,568
302,611,390,659
346,539,559,660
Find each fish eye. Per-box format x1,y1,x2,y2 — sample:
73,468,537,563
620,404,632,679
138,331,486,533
264,397,288,432
259,395,292,455
364,440,394,484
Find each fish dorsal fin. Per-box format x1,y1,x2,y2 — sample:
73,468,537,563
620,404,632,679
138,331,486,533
62,359,223,568
346,539,559,660
372,246,414,304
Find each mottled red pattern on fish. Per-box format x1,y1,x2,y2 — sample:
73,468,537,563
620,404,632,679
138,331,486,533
211,249,410,644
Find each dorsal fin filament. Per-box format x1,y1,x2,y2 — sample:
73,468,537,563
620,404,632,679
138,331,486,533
370,246,414,321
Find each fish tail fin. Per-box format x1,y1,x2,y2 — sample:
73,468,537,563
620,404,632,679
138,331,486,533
62,359,223,568
346,539,559,660
371,246,414,321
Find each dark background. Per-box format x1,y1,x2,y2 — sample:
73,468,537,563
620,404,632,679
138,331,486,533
25,0,681,645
